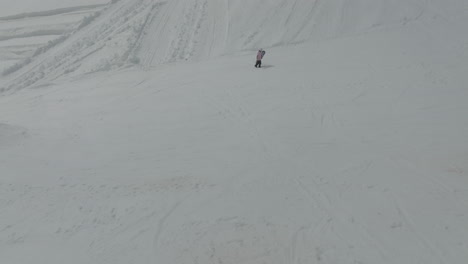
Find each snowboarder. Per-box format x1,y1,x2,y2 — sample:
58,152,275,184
255,49,265,68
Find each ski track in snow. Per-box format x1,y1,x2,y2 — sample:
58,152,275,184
0,4,107,21
1,0,440,93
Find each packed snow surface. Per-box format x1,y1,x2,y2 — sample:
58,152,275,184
1,0,468,263
0,0,108,74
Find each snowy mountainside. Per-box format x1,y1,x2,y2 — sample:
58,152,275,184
1,35,468,263
0,0,109,17
2,0,467,92
0,0,468,263
0,1,108,76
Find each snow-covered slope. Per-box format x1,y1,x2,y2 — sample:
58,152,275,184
1,0,468,264
0,0,108,75
0,0,109,17
2,0,467,92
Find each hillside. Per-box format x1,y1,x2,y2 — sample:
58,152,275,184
2,0,467,92
0,0,468,264
0,0,108,75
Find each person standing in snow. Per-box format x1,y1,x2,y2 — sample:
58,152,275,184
255,49,265,68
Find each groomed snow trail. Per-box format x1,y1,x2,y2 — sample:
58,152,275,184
0,0,468,263
2,0,460,92
1,37,468,263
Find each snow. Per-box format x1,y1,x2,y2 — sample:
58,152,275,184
1,0,468,263
0,0,109,17
0,1,107,75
